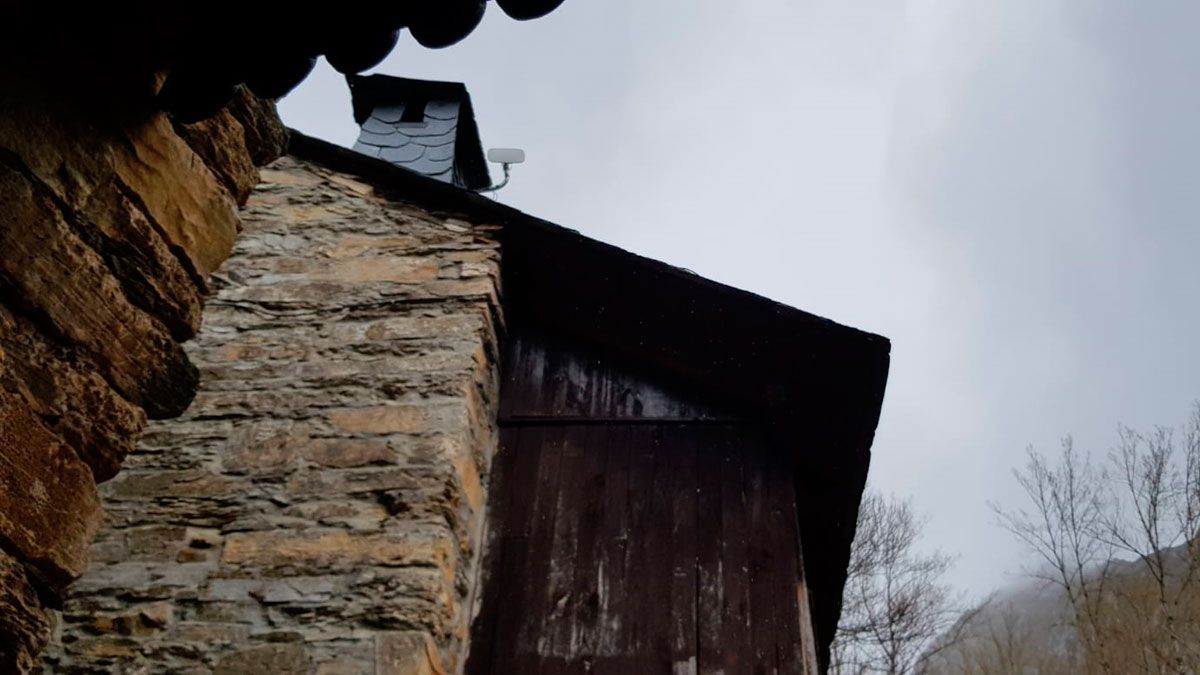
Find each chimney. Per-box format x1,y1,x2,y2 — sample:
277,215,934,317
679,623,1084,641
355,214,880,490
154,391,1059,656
347,74,491,191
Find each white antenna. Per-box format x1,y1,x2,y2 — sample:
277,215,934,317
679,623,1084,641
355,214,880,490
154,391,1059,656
480,148,526,193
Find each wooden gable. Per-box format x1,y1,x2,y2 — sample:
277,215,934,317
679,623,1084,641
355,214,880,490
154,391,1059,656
466,331,818,674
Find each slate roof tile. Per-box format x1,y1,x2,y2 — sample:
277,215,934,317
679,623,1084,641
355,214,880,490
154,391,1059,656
371,105,408,123
355,102,461,184
348,75,491,190
379,144,428,164
355,129,412,148
361,116,399,134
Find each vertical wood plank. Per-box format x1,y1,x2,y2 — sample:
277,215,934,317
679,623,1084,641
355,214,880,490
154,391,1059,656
622,424,653,661
766,445,807,674
696,426,726,675
666,425,699,675
620,424,669,671
593,425,633,675
719,427,753,675
464,427,521,675
746,433,780,673
541,424,610,670
646,426,678,672
472,425,543,674
492,426,566,669
567,425,611,660
541,425,585,665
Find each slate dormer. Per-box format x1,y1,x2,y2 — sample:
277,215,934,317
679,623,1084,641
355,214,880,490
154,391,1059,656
348,74,491,190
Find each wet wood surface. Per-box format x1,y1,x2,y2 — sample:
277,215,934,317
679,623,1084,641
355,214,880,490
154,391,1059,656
467,334,813,674
498,332,734,421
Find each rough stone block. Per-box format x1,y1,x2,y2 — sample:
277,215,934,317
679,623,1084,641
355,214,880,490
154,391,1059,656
324,313,486,343
0,162,198,418
111,112,240,279
0,83,114,210
284,466,433,498
0,549,51,674
214,643,310,675
221,530,454,572
224,87,289,167
105,470,247,501
0,388,101,585
321,236,420,259
376,632,446,675
0,82,250,285
67,561,212,600
300,438,398,468
282,500,389,530
166,622,252,646
176,107,260,206
126,525,187,561
0,304,146,481
328,404,447,435
66,636,143,661
221,423,301,474
78,179,205,340
87,601,172,636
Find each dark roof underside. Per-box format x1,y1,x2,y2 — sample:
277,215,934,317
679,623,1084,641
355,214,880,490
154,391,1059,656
286,130,891,672
3,2,568,122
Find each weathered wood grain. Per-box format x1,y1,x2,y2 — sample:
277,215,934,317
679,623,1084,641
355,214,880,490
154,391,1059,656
470,335,812,673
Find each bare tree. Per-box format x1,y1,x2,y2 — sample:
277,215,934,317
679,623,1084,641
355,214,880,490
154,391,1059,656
992,401,1200,675
831,490,963,675
1099,408,1200,673
992,439,1117,673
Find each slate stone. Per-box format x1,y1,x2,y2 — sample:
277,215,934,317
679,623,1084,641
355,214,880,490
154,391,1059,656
356,129,412,149
380,143,428,164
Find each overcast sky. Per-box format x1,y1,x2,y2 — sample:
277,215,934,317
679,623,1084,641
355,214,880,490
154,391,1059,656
280,0,1200,598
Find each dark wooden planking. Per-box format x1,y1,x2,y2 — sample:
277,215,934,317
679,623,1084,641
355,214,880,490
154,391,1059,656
523,425,571,662
464,426,521,675
643,425,676,669
623,424,664,668
592,426,633,675
746,433,781,672
501,332,732,421
467,426,546,675
496,332,535,419
541,425,584,659
476,425,541,675
473,331,818,673
541,425,609,669
696,426,727,675
719,428,753,675
562,425,610,663
471,421,812,674
492,425,566,670
666,425,699,674
766,444,810,674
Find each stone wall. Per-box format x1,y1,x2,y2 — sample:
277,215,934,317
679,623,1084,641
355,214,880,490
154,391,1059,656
0,67,285,672
46,157,504,674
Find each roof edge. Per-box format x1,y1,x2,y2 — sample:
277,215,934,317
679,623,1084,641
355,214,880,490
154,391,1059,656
287,129,889,351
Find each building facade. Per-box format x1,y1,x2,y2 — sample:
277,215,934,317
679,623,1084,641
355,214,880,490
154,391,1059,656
45,78,889,674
